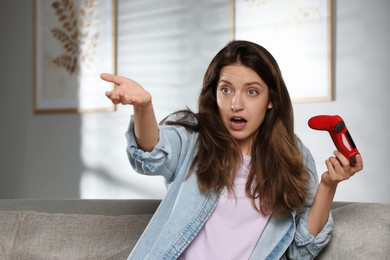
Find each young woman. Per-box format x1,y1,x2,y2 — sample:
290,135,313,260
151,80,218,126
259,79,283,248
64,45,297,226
101,40,363,259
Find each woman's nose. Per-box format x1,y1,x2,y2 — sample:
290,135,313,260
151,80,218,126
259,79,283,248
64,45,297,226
231,94,244,112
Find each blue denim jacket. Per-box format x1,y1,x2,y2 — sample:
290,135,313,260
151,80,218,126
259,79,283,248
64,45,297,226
125,116,333,259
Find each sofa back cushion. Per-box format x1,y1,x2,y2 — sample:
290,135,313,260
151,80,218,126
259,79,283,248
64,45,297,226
317,203,390,259
0,211,152,259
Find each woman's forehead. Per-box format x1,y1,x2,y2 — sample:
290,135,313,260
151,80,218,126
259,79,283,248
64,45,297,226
219,64,265,85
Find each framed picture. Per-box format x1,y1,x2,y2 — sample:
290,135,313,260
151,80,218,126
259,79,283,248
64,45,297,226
34,0,117,113
232,0,333,102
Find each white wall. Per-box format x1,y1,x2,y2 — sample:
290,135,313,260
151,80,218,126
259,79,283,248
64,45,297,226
0,0,389,203
294,1,390,202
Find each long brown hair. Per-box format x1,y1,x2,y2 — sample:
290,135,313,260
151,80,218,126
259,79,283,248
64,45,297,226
163,40,309,217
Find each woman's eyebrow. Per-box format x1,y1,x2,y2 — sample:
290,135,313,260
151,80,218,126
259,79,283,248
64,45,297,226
245,81,263,87
218,79,263,87
218,79,231,84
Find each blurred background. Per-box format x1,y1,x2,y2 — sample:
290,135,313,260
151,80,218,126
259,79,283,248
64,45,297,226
0,0,389,202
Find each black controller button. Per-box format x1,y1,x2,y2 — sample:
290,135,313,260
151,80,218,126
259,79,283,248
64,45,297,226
334,121,345,133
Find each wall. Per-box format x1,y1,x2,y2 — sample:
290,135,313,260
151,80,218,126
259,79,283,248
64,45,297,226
0,0,389,202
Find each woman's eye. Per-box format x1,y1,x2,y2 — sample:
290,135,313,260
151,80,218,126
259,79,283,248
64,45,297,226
221,87,231,94
248,89,258,96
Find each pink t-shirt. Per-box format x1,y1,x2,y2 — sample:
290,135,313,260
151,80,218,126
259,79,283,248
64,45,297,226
179,154,270,259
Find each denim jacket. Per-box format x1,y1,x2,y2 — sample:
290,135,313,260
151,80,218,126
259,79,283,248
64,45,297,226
125,116,333,260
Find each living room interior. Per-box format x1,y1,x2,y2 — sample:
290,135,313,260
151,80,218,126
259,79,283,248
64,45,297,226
0,0,389,259
1,0,389,203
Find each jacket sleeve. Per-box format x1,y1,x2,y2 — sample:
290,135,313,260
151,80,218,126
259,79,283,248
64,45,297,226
125,115,188,184
287,141,334,259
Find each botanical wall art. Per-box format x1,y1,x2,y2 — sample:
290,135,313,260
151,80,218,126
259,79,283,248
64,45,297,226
233,0,333,102
34,0,117,113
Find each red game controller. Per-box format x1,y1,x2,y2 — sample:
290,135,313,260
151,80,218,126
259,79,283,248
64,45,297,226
308,115,359,166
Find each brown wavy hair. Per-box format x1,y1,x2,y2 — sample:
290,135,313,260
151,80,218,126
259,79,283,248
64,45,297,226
163,40,310,217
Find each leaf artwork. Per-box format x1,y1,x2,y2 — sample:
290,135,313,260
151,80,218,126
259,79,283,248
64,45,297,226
50,0,99,74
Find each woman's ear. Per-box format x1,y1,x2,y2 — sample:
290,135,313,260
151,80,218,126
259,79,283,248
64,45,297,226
268,101,273,109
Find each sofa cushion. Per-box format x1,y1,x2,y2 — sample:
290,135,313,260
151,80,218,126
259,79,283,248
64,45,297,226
317,203,390,259
0,211,152,260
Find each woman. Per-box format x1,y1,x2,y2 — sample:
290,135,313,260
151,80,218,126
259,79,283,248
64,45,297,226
101,40,363,259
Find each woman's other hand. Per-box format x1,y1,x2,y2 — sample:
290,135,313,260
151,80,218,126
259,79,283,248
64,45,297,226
321,151,363,188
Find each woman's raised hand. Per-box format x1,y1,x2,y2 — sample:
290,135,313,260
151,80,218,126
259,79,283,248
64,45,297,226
100,73,151,108
101,73,159,151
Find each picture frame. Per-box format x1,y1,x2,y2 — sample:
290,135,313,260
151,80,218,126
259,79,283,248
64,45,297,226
232,0,333,103
34,0,117,113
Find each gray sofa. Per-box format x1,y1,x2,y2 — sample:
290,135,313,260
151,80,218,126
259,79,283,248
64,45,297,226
0,200,389,259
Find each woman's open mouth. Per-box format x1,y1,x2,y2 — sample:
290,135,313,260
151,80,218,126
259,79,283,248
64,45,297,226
230,117,247,131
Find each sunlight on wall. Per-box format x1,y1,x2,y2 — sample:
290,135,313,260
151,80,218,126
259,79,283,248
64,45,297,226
79,0,231,199
79,108,169,199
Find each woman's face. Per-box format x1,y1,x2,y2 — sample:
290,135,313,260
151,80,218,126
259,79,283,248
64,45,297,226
216,63,272,155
